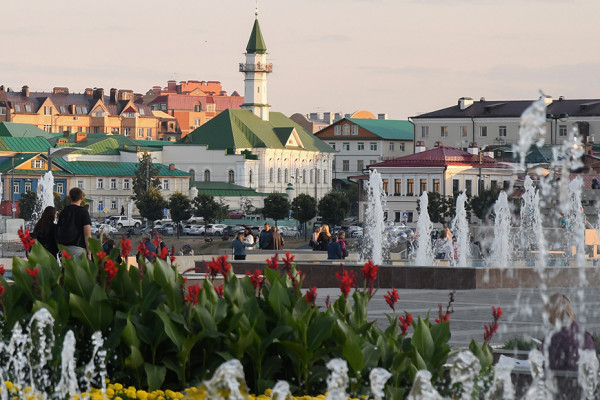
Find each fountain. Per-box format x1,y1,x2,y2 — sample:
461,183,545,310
414,192,434,266
361,169,388,265
451,191,469,267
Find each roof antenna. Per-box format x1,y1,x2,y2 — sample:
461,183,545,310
255,0,258,18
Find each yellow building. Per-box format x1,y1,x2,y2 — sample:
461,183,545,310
0,85,162,140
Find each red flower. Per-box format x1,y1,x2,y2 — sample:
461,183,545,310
170,255,176,264
26,268,39,278
435,304,450,324
493,306,502,320
120,238,132,258
362,260,378,282
137,242,149,257
104,259,118,283
483,306,502,343
206,255,231,280
158,246,169,260
246,269,263,289
153,231,161,248
18,228,35,253
282,252,295,271
215,285,224,298
0,284,4,296
399,313,413,335
0,265,5,275
335,267,356,298
384,288,399,310
61,249,72,260
305,287,317,306
96,251,107,261
185,284,201,305
266,254,279,270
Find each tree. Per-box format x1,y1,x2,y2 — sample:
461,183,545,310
336,184,359,216
317,191,351,227
290,194,317,240
416,192,454,225
132,152,161,201
470,187,502,222
193,194,229,236
18,191,37,221
239,196,255,215
169,192,192,238
136,186,167,226
262,193,290,225
53,191,64,212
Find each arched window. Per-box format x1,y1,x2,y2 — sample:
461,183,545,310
228,170,235,184
204,169,211,182
342,124,350,135
249,170,253,186
189,169,196,182
277,168,282,183
284,169,289,183
194,102,202,112
310,170,314,184
324,169,328,183
302,169,306,183
296,169,300,182
269,168,274,183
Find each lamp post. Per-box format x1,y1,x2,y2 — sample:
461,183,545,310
547,112,569,145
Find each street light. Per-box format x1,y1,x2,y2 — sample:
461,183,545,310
547,112,569,145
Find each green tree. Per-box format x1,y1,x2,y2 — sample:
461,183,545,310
53,191,64,212
193,194,229,236
18,191,37,221
290,194,317,240
168,192,192,238
132,152,161,201
417,192,454,225
336,184,359,216
136,186,167,226
317,191,351,227
262,193,290,225
470,187,501,222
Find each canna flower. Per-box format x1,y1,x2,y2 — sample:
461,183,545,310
483,306,502,343
61,249,72,260
104,259,118,283
384,288,399,310
362,260,378,282
0,284,4,296
266,254,279,270
26,268,39,278
305,287,317,306
153,231,161,248
399,313,413,335
120,238,132,258
214,285,224,298
185,284,201,305
335,267,356,298
282,252,295,272
0,265,5,275
96,251,107,261
246,269,263,290
435,304,451,323
18,228,35,253
158,246,169,260
206,255,231,280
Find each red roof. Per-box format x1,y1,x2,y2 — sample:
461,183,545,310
149,94,244,112
371,146,510,169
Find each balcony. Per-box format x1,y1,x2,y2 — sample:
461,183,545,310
239,63,273,72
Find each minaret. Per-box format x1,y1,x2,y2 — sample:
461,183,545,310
240,9,272,121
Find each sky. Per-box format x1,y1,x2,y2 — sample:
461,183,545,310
3,0,600,120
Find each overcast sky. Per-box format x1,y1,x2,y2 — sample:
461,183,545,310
3,0,599,120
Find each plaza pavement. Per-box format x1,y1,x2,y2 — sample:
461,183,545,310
313,287,600,348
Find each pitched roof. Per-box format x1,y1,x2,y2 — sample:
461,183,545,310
180,109,335,152
370,145,510,169
0,122,56,139
0,137,52,152
0,154,39,173
246,18,267,54
346,118,413,140
149,94,244,112
191,181,270,197
53,158,190,177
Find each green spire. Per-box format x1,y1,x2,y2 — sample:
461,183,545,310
245,18,267,54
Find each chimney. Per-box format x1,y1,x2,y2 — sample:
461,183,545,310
118,90,133,101
75,132,87,143
434,141,443,148
334,112,343,121
323,112,333,124
467,142,479,155
110,88,118,103
21,85,29,98
93,88,104,101
169,164,175,171
377,113,388,120
84,88,93,97
309,112,320,121
458,97,473,110
167,80,176,91
53,87,69,95
542,95,553,105
415,140,426,153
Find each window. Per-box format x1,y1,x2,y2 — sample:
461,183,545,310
111,200,117,210
269,168,274,183
342,124,350,135
123,112,136,118
370,160,377,165
421,126,429,138
420,179,427,194
228,170,235,183
43,125,52,132
394,179,401,195
120,178,129,190
351,125,358,135
479,126,488,137
342,142,350,151
334,126,341,135
503,180,510,190
160,103,167,111
206,104,215,112
342,160,349,171
194,119,202,128
440,126,448,137
138,128,144,137
59,106,66,114
14,105,21,112
25,104,32,112
465,180,472,196
399,143,405,152
329,142,336,150
394,212,401,222
24,181,32,192
389,142,394,151
110,178,117,189
357,142,365,151
370,143,378,151
433,179,440,194
97,178,104,189
460,126,468,137
453,179,460,193
194,103,202,112
44,106,52,115
147,128,152,137
94,110,103,117
56,182,64,194
310,170,314,184
249,170,253,186
491,180,498,190
317,169,321,184
81,106,88,114
123,128,131,135
559,125,567,137
32,159,45,169
284,168,289,183
13,182,19,194
357,160,364,172
382,179,388,195
77,179,84,189
499,126,507,137
162,179,170,190
277,168,282,183
111,127,119,134
407,179,414,196
139,108,145,115
407,212,413,223
204,170,211,182
302,169,306,183
75,106,82,114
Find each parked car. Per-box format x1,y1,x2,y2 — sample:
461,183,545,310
158,222,176,235
182,225,194,235
105,215,142,229
350,227,364,238
90,222,102,235
205,224,227,236
278,226,300,238
98,224,118,234
222,225,245,237
188,225,205,236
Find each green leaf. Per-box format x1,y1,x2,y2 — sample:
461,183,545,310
267,280,290,317
63,258,95,297
343,331,364,372
69,291,113,331
124,345,144,370
154,309,184,349
193,306,217,332
362,342,381,371
279,340,310,364
307,316,335,351
145,363,167,391
412,318,435,360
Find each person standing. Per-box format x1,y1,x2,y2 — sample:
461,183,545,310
272,226,285,250
120,205,125,216
57,187,92,259
337,231,348,259
316,225,331,251
232,232,254,260
328,235,343,260
259,223,273,250
243,227,255,250
33,206,59,257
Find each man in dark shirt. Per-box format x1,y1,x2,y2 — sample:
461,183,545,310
259,222,273,250
57,187,92,259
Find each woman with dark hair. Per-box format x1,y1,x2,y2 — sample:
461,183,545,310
33,206,59,257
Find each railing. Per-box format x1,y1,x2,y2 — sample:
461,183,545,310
239,63,273,72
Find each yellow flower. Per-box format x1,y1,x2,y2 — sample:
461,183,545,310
114,383,124,391
107,388,115,396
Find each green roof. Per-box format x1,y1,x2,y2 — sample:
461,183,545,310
0,122,56,139
180,109,334,153
0,137,52,152
0,154,39,173
346,118,414,140
49,134,170,155
53,159,190,177
192,181,270,197
246,18,267,54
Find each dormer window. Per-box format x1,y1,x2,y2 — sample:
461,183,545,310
139,108,145,115
123,112,136,118
59,106,66,113
32,160,45,169
14,105,20,112
0,106,5,115
25,104,32,112
194,103,202,112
